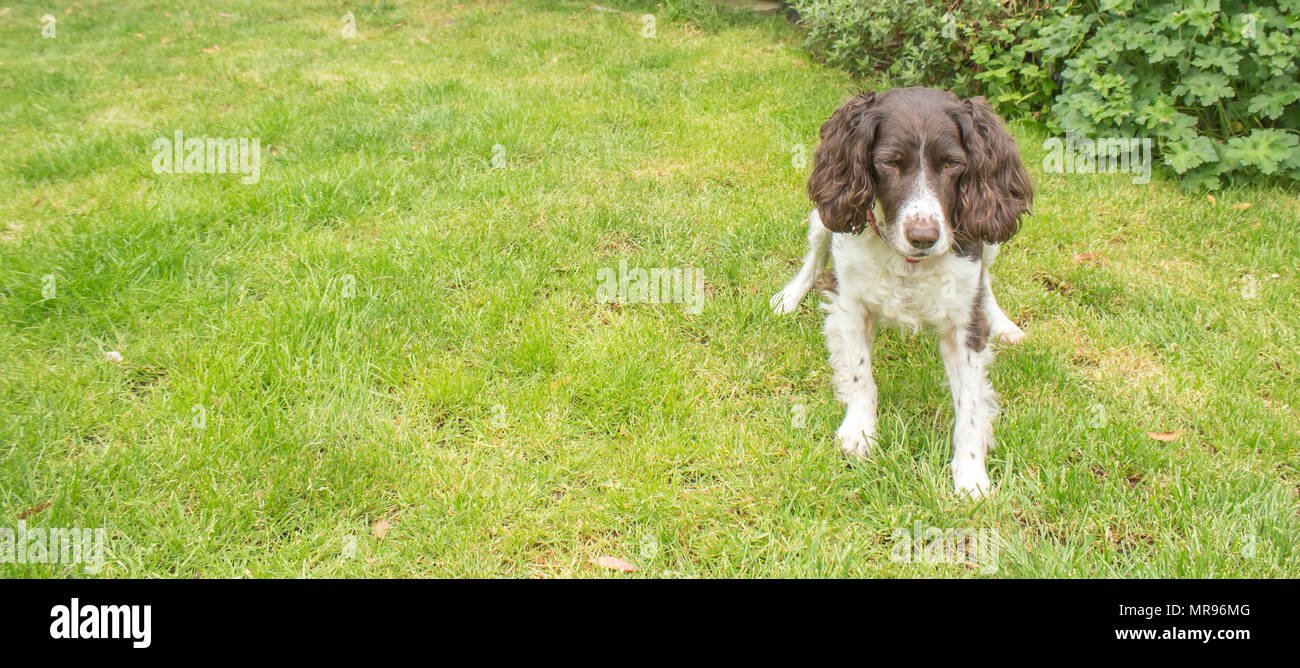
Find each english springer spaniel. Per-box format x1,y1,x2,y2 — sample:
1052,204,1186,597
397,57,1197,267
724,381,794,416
771,87,1032,499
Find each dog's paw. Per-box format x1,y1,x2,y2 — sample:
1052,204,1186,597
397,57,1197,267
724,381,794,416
951,464,991,500
836,418,875,459
769,286,804,316
991,320,1026,345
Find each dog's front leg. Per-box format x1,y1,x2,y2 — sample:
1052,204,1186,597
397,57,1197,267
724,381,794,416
938,327,997,498
824,298,877,458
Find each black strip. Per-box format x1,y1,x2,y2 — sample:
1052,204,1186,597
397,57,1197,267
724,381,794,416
0,578,1290,657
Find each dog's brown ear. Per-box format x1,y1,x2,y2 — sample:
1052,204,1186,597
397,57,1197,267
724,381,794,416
951,96,1032,244
807,91,878,234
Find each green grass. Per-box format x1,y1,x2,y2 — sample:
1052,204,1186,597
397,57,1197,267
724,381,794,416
1,0,1297,578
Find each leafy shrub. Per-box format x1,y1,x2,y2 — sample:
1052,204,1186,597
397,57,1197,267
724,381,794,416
789,0,1043,98
1035,0,1300,189
967,13,1057,126
790,0,1300,189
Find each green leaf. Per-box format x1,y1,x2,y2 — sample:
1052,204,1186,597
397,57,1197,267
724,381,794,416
1224,129,1300,175
1163,135,1218,174
1134,96,1177,129
1246,79,1300,119
1192,46,1242,76
1139,33,1172,62
1040,14,1095,59
1179,166,1222,191
1100,0,1133,15
1183,0,1221,36
1172,71,1232,106
1152,38,1187,63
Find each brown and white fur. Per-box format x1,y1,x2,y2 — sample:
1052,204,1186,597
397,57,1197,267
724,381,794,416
770,87,1032,499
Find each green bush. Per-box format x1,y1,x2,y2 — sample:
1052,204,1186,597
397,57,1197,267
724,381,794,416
791,0,1300,189
789,0,1041,98
1035,0,1300,189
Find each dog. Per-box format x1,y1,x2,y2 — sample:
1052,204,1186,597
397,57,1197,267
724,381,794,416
770,87,1032,499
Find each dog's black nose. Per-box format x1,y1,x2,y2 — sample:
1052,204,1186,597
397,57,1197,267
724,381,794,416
905,224,939,249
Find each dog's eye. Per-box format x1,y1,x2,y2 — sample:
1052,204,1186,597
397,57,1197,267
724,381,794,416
943,159,963,170
880,159,901,170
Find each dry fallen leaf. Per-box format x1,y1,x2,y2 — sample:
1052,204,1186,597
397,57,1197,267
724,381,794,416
1206,194,1216,205
372,518,392,539
1231,202,1251,211
1147,431,1184,442
17,502,51,519
590,556,638,572
202,45,220,53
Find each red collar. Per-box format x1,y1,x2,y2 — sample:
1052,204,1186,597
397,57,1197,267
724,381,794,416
864,208,881,238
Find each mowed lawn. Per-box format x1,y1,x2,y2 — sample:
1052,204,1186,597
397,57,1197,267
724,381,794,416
1,0,1297,578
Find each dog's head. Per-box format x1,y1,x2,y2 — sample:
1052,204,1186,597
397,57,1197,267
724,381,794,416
807,87,1032,260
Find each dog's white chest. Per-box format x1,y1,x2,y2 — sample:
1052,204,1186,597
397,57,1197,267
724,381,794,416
831,233,980,332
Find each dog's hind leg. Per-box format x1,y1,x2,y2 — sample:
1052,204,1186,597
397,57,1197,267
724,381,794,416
770,210,832,315
981,244,1025,345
